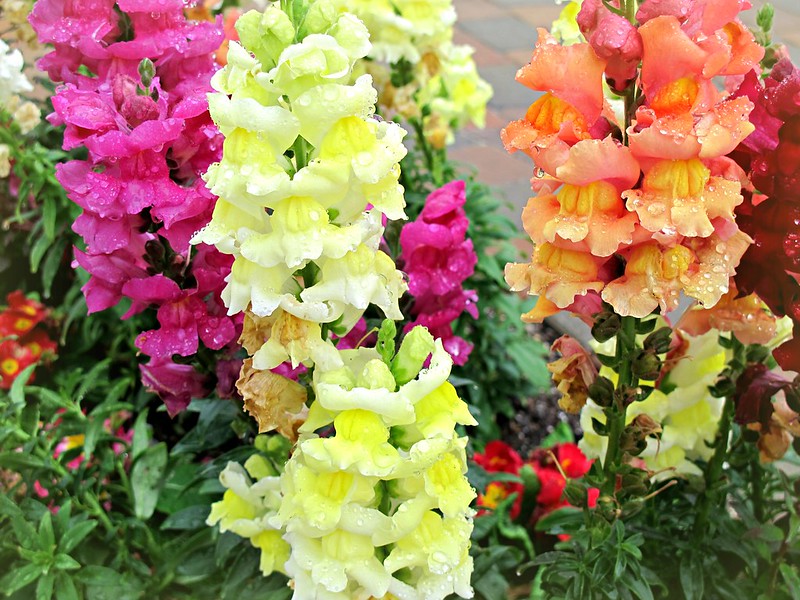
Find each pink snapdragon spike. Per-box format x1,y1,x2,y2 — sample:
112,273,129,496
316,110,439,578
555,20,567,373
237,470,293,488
400,180,478,365
30,1,241,415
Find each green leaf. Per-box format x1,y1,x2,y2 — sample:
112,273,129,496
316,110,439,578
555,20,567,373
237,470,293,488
172,400,239,455
679,553,705,600
779,563,800,597
38,511,55,552
30,234,51,273
58,520,98,554
76,359,110,405
52,554,81,571
623,576,654,600
130,410,150,461
10,363,37,405
534,507,583,534
160,505,211,530
36,572,55,600
0,563,43,595
21,400,40,436
41,238,67,298
130,442,167,519
73,566,120,586
0,451,49,471
54,573,79,600
82,417,104,460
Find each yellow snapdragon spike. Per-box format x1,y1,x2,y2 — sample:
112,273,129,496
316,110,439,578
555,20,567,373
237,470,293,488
274,329,475,599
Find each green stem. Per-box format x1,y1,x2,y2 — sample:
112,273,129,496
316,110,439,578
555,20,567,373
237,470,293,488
624,0,637,23
602,316,638,494
410,118,439,186
293,135,309,171
692,395,734,539
750,450,765,522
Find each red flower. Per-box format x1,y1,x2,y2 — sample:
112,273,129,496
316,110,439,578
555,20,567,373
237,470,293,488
556,442,594,479
473,440,524,474
533,465,567,506
0,291,49,338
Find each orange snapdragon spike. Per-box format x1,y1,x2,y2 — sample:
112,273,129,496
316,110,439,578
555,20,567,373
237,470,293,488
501,29,606,165
505,242,606,319
623,158,743,238
522,138,641,256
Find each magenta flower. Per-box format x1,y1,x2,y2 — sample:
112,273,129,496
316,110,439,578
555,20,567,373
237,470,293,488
400,180,479,365
32,1,237,414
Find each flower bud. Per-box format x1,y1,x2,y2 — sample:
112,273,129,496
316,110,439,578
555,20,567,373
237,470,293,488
588,376,615,407
391,326,435,385
563,480,589,507
591,309,621,342
138,57,155,88
631,349,661,381
643,327,672,355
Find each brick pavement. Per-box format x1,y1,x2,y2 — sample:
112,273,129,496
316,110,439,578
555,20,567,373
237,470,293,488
451,0,800,224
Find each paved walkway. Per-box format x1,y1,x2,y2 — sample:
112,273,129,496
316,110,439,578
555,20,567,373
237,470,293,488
451,0,800,223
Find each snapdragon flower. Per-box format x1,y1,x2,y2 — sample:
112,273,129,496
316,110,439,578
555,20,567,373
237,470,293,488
336,0,491,146
193,1,408,370
213,327,477,599
503,0,763,322
30,0,241,414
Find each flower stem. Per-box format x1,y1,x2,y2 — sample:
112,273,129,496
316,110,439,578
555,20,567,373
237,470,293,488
692,394,734,539
602,315,638,494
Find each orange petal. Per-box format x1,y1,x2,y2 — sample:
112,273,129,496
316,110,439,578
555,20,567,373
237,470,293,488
624,158,743,238
683,229,752,308
517,29,606,123
602,243,695,317
639,16,710,104
554,138,641,189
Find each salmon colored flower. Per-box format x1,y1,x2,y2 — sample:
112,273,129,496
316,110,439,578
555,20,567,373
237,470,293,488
630,16,757,163
522,138,641,257
677,283,779,346
623,158,743,238
602,230,751,317
505,243,606,319
501,29,607,167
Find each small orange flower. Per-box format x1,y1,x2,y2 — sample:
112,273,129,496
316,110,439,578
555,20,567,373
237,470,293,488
677,283,779,346
501,29,607,165
522,138,641,256
506,242,606,317
623,158,743,238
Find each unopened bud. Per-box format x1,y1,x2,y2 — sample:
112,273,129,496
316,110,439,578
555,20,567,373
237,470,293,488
138,58,155,88
632,350,662,381
588,377,615,408
592,310,621,343
643,327,672,354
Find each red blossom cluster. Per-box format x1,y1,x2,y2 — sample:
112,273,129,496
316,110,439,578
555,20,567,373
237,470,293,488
733,58,800,373
0,291,57,389
473,440,598,523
